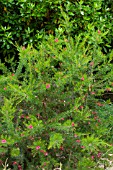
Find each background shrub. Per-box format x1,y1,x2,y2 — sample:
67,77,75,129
0,0,113,70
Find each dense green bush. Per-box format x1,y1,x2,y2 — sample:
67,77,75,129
0,0,113,66
0,0,62,60
0,1,113,169
0,23,113,169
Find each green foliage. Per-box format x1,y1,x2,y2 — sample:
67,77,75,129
95,104,113,143
77,157,96,170
48,133,64,149
0,0,113,64
0,21,113,169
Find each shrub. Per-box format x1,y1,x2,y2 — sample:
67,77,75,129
0,0,113,67
0,22,113,169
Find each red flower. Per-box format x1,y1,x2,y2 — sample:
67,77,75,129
13,161,17,165
43,162,47,166
98,30,101,34
72,122,75,127
96,102,103,106
60,146,64,150
97,152,101,158
94,116,98,120
90,61,94,66
74,134,78,138
81,146,85,149
28,125,33,129
81,77,84,81
80,105,83,109
26,116,30,119
18,165,22,170
1,139,7,143
46,84,50,89
40,150,44,153
76,140,80,143
98,119,101,123
54,38,59,42
36,146,40,150
12,73,15,76
91,155,95,160
20,114,24,118
91,92,95,95
44,152,48,156
92,111,97,115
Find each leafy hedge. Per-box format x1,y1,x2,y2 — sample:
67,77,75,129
0,0,113,65
0,22,113,169
0,1,113,169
